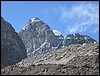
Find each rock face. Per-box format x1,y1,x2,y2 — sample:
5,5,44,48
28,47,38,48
62,33,97,46
52,30,64,49
18,17,60,57
1,17,27,68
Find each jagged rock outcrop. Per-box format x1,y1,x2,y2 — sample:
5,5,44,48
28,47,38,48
62,33,97,46
1,17,27,68
18,17,60,57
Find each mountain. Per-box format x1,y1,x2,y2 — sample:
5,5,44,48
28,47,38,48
18,17,97,57
1,17,99,75
62,33,97,46
18,17,60,57
1,17,27,68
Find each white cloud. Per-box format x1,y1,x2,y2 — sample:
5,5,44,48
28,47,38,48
59,2,99,34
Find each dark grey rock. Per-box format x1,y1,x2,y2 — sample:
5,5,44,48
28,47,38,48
62,33,97,46
1,17,27,68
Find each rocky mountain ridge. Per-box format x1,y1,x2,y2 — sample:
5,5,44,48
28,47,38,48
62,33,97,46
18,17,97,57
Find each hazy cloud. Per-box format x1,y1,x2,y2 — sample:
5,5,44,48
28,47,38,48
59,2,99,34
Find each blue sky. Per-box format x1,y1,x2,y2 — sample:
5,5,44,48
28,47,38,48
1,1,99,42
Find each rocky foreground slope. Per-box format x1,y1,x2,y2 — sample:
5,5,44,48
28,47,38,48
1,17,27,68
1,43,99,75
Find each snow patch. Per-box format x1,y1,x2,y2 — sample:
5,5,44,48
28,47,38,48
21,23,29,31
83,43,86,45
31,17,40,23
22,27,25,30
66,37,70,39
94,41,96,44
53,30,62,36
84,36,89,40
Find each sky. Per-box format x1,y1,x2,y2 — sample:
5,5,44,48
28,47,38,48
1,1,99,42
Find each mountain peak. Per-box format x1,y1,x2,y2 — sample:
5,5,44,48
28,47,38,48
19,17,59,56
30,17,40,23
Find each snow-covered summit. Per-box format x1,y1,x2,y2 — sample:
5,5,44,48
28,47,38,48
21,17,41,31
53,30,62,36
31,17,40,23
